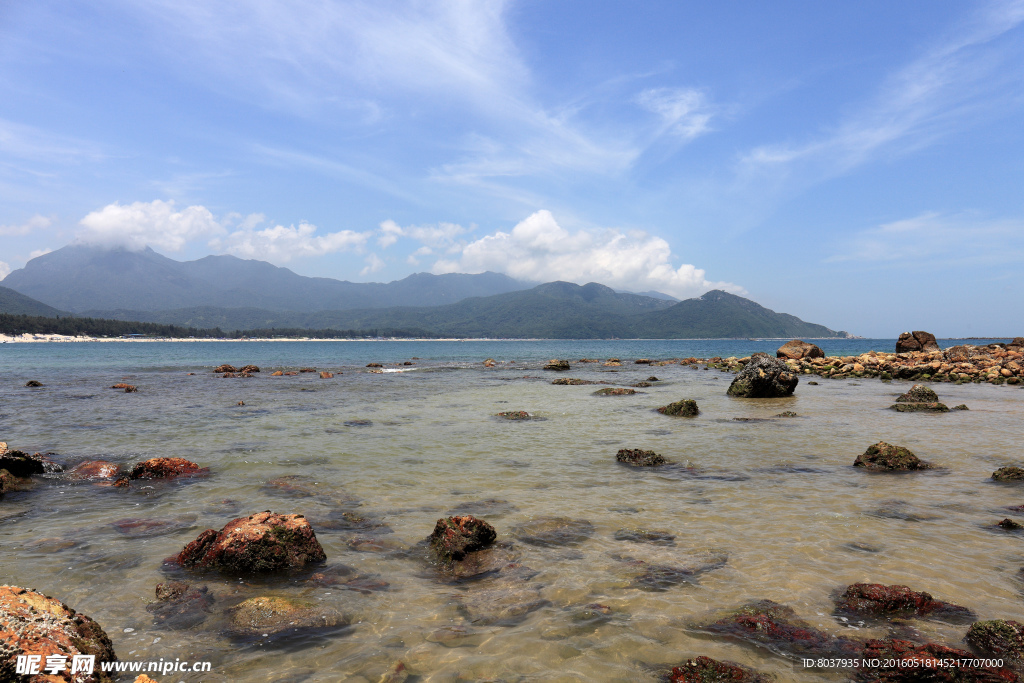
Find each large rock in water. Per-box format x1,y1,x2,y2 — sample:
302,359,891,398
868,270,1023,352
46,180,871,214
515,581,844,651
0,585,117,681
776,339,824,360
835,583,973,621
854,442,934,471
726,353,799,398
176,511,326,573
857,638,1019,682
668,657,772,683
966,620,1024,666
428,515,496,564
896,330,940,353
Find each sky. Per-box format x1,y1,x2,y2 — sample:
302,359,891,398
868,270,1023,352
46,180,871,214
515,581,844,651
1,0,1023,337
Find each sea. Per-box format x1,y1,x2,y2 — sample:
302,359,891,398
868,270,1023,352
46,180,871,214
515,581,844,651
1,338,1021,682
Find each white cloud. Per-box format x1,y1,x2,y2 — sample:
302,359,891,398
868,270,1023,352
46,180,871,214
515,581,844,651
829,211,1024,264
360,253,386,276
0,262,10,280
28,247,53,260
432,210,742,299
78,200,224,251
211,219,370,261
377,219,470,249
0,214,52,236
637,87,713,140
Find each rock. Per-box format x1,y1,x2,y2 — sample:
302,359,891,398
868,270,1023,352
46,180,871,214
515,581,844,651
68,461,121,480
129,457,207,480
726,353,799,398
110,382,133,389
0,469,19,495
319,371,334,378
428,515,497,564
627,551,728,590
998,518,1023,530
378,661,409,683
495,411,532,420
112,517,195,538
777,339,824,360
551,378,597,385
952,404,969,410
458,577,548,626
632,381,652,387
212,364,236,373
856,638,1018,682
299,367,316,373
835,583,974,622
613,528,676,546
226,596,347,640
271,370,283,376
667,656,773,683
25,380,43,387
635,358,652,364
775,411,798,417
701,599,860,657
483,358,496,367
146,582,213,629
895,384,939,402
647,376,659,381
366,362,383,368
896,331,940,353
965,620,1024,665
239,365,259,373
616,449,667,467
993,467,1024,482
0,447,53,477
0,585,117,680
808,381,819,385
134,676,159,683
176,511,326,573
657,400,699,417
446,499,518,517
890,402,949,413
854,442,934,471
512,516,594,547
593,387,636,396
543,359,570,371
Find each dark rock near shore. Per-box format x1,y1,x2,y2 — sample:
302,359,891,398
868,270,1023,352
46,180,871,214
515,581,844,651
25,380,43,387
176,511,326,573
777,339,824,360
447,499,518,517
727,353,799,398
616,448,667,467
512,516,595,547
896,384,939,403
0,443,60,477
994,467,1024,482
0,585,117,681
700,599,861,657
658,399,700,417
854,442,934,472
543,359,570,371
856,638,1019,682
835,583,974,622
429,515,497,564
593,387,636,396
225,596,347,640
895,331,940,353
966,620,1024,666
667,656,773,683
129,457,207,480
998,518,1024,531
147,581,213,629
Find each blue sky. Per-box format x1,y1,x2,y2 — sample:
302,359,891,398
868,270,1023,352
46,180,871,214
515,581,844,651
1,1,1022,336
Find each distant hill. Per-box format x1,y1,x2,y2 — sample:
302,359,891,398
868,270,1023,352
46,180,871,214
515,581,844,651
1,244,531,312
90,282,843,339
0,285,65,317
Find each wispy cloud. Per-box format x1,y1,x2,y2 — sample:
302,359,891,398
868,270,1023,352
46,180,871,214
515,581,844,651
210,219,370,262
0,262,10,280
0,214,52,236
0,118,104,165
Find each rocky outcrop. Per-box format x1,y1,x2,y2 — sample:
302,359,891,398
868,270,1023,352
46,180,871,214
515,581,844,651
225,596,347,640
543,359,570,371
726,353,799,398
0,443,60,477
896,331,940,353
895,384,939,403
176,511,326,573
854,442,934,471
0,585,117,681
25,380,43,387
966,620,1024,666
212,364,236,373
777,339,824,360
593,387,636,396
129,458,207,480
667,657,772,683
616,449,667,467
856,638,1018,682
835,583,973,622
657,400,699,417
993,467,1024,482
428,515,496,564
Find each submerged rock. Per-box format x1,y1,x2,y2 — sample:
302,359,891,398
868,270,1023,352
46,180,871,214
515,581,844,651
129,457,207,480
447,499,518,517
895,330,940,353
68,460,121,480
835,583,974,622
726,354,799,398
777,339,824,360
890,402,949,413
226,596,347,640
495,411,533,420
952,404,969,411
147,581,213,629
593,387,636,396
668,656,773,683
613,528,676,546
25,380,43,387
700,599,861,657
543,359,570,371
429,515,497,564
616,449,667,467
993,467,1024,482
854,442,934,471
551,378,597,385
457,567,549,626
856,638,1018,682
775,411,798,417
626,550,728,591
512,516,595,547
658,400,700,417
965,620,1024,665
176,511,326,573
0,585,117,680
0,469,21,495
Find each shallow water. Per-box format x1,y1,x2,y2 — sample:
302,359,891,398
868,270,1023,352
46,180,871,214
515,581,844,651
2,341,1023,681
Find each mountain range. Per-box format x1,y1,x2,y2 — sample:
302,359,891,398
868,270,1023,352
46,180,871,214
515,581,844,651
0,244,847,339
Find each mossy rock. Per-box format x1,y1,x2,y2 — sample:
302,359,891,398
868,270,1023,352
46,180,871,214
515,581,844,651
854,442,933,471
993,467,1024,482
615,449,666,467
890,402,949,413
657,400,699,417
966,620,1024,663
593,388,637,396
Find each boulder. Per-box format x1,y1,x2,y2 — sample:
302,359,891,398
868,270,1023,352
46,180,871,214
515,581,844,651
854,442,933,471
593,387,636,396
129,457,207,480
726,353,799,398
299,368,316,373
68,461,121,480
543,359,570,371
238,365,259,373
896,331,940,353
428,515,497,564
616,449,667,467
857,638,1018,682
627,551,728,591
0,585,117,681
613,528,676,546
483,358,496,367
657,400,699,417
994,467,1024,482
895,384,939,402
668,656,772,683
965,620,1024,665
998,518,1023,530
25,380,42,387
777,339,824,360
835,583,973,622
226,596,347,639
176,511,326,573
0,444,59,477
212,364,236,373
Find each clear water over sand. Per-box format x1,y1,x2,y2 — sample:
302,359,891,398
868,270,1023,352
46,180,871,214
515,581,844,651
1,340,1022,681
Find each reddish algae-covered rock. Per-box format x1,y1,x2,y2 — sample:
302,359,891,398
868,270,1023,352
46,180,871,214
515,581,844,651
0,585,117,682
856,638,1018,682
68,461,121,480
703,599,861,657
429,515,497,564
176,511,326,573
668,656,773,682
836,583,974,622
129,458,206,480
